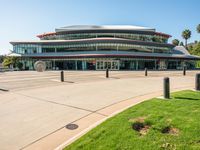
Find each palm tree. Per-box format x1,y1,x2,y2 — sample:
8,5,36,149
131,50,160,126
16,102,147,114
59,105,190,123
197,24,200,33
172,39,180,46
182,29,191,48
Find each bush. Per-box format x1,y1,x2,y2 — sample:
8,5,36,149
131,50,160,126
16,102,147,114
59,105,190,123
3,56,19,68
17,62,23,70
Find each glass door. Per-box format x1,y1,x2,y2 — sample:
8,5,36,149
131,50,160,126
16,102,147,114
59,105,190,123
96,60,119,70
112,61,119,70
45,61,52,70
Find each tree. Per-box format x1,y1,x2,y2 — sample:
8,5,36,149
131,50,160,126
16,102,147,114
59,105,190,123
197,24,200,33
2,56,20,68
180,42,184,46
188,45,193,54
172,39,180,46
188,42,200,56
0,55,5,63
182,29,191,48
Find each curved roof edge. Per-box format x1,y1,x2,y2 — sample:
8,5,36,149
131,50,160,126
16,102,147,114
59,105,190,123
10,38,174,48
37,32,56,38
37,31,171,39
172,46,190,55
55,25,155,32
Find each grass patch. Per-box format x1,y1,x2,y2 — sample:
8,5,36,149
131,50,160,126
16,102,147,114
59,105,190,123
65,90,200,150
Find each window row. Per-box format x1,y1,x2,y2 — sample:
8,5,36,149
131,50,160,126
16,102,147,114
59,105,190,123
14,43,172,54
40,33,168,43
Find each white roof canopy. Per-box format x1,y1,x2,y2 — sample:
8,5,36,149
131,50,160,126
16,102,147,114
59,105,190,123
55,25,155,32
7,52,22,57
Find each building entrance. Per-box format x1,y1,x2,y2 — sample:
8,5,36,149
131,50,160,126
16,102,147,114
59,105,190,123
96,60,119,70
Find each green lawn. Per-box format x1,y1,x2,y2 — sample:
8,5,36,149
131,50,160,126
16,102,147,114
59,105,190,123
65,90,200,150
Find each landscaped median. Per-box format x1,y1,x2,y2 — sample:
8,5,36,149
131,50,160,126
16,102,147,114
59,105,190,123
64,90,200,150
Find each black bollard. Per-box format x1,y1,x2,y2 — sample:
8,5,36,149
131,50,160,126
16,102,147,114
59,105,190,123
145,68,148,76
163,77,170,99
195,73,200,91
61,70,64,82
183,66,186,76
106,68,109,78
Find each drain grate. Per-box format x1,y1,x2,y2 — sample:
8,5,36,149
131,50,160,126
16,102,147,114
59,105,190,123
65,123,79,130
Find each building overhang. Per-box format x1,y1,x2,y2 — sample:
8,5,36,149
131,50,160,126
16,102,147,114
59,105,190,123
26,55,200,60
19,51,200,61
10,38,174,48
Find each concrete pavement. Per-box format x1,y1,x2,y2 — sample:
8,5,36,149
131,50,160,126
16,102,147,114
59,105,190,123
0,71,198,150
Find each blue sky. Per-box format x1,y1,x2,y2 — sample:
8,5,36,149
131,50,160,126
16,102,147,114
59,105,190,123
0,0,199,54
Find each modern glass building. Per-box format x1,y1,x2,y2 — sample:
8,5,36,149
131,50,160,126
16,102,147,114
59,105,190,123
10,25,200,70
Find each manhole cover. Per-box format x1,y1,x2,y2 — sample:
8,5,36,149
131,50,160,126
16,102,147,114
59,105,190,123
66,124,79,130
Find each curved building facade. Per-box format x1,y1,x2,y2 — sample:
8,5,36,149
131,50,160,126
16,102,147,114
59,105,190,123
10,25,199,70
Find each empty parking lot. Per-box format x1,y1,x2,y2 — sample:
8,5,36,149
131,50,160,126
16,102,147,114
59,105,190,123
0,70,198,91
0,70,199,150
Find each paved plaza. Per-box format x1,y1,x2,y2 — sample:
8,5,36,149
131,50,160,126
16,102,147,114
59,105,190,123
0,70,199,150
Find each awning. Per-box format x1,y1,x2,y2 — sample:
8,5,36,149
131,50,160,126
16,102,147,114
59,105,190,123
7,53,22,57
